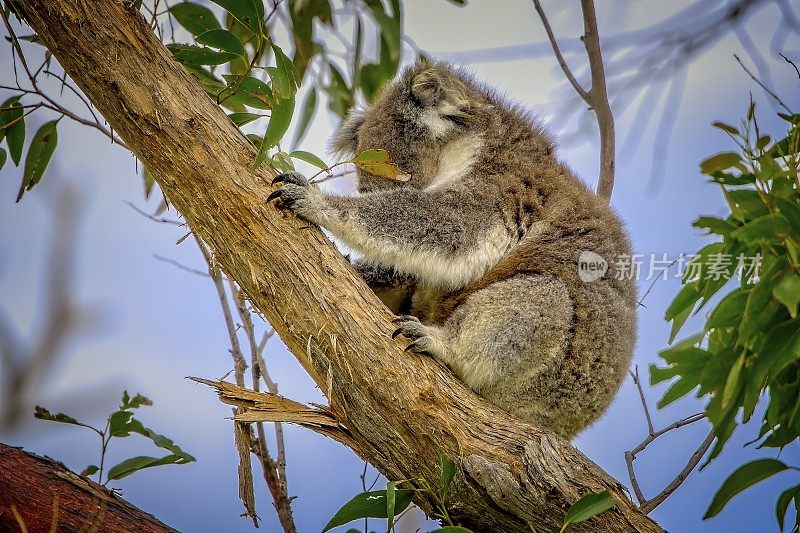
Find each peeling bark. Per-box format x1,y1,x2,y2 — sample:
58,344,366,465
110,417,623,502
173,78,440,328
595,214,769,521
12,1,662,531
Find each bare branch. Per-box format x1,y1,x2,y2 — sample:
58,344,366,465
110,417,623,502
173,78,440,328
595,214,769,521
530,0,589,100
641,431,715,513
625,369,710,513
734,53,794,114
532,0,616,200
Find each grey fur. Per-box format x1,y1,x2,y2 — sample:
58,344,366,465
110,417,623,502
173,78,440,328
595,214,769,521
269,59,637,438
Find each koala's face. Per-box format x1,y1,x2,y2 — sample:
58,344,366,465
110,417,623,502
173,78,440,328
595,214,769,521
330,59,485,193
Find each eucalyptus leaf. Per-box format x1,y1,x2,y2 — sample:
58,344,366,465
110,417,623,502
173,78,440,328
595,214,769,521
704,459,788,519
18,120,58,202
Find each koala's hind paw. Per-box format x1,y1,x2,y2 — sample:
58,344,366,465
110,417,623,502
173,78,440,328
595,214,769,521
391,315,448,358
267,172,327,224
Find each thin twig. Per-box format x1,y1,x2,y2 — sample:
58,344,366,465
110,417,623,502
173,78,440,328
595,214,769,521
230,283,296,532
734,53,794,114
624,368,710,512
640,431,715,513
532,0,616,200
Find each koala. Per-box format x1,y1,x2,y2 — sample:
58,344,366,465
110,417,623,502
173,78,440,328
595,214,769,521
268,58,637,438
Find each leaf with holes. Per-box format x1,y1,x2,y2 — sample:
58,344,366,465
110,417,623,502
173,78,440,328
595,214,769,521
169,3,221,35
196,29,245,58
352,149,408,181
322,489,415,532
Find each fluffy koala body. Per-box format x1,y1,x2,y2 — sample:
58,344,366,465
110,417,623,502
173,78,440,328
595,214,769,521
270,59,637,438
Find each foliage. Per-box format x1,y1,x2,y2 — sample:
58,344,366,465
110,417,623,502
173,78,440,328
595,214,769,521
3,0,412,200
35,390,195,484
324,454,615,531
653,104,800,529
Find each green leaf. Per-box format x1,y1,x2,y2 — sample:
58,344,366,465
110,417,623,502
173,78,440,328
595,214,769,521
322,489,415,532
289,150,326,169
706,288,747,329
34,406,82,426
0,147,6,170
254,94,294,169
209,0,264,33
18,120,58,202
729,213,789,244
776,483,800,531
169,44,238,66
700,152,741,174
656,367,701,409
79,465,99,477
712,121,739,135
169,3,221,35
121,390,153,410
109,410,134,436
439,453,456,498
721,353,744,409
386,481,397,529
352,149,408,181
704,459,788,519
221,74,272,110
269,44,298,99
725,189,769,222
561,490,616,531
196,29,245,58
774,271,800,318
427,528,473,533
1,96,25,165
291,88,317,148
141,167,156,199
693,216,738,236
106,454,183,481
228,112,262,126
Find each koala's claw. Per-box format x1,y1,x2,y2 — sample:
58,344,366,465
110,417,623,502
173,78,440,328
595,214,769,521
391,315,443,357
271,171,308,186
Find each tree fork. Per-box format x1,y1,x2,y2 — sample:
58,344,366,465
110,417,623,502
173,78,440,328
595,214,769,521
13,1,661,530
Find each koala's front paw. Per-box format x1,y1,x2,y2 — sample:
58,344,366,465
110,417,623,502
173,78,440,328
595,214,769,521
267,172,327,224
391,315,448,358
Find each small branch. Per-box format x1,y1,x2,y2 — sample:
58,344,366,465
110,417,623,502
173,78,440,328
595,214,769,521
231,284,296,533
625,369,710,513
195,236,257,527
734,53,794,113
630,367,654,435
532,0,616,200
640,431,715,513
530,0,589,100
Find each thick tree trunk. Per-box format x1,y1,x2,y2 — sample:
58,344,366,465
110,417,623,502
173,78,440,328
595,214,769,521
13,1,662,531
0,442,177,533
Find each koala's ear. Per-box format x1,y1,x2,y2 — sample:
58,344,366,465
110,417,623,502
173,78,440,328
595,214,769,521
330,108,365,159
410,67,468,112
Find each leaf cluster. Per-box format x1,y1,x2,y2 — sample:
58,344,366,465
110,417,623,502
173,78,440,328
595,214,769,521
35,390,195,484
652,104,800,528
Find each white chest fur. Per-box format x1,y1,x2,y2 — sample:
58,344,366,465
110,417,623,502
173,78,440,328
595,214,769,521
427,133,483,190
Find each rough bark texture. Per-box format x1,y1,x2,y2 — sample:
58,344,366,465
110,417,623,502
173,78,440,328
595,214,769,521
14,1,662,531
0,442,177,533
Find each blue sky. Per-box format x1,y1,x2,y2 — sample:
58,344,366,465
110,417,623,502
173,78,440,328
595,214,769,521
1,1,800,532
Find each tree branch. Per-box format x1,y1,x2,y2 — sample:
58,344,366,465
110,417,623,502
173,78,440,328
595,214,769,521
532,0,616,200
12,1,661,530
0,442,178,533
